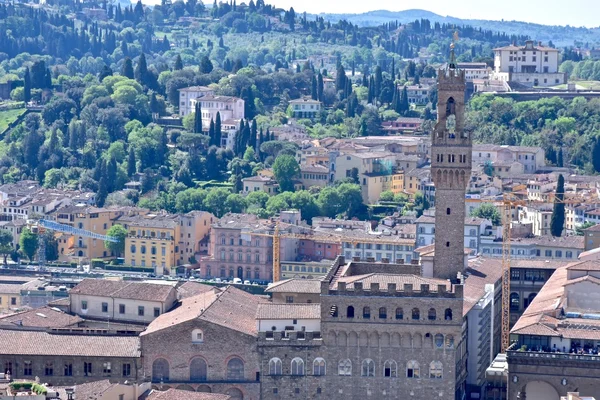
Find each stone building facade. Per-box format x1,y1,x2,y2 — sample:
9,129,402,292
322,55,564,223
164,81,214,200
430,61,471,281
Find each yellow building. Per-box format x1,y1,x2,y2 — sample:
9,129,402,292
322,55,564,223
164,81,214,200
0,284,21,313
53,206,148,263
119,211,214,275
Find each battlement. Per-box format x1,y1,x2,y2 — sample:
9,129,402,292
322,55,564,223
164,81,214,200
328,281,464,299
437,67,466,86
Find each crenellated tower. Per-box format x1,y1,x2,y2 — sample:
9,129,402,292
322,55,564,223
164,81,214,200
431,43,471,281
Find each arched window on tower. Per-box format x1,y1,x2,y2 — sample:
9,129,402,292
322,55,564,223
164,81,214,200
446,97,456,116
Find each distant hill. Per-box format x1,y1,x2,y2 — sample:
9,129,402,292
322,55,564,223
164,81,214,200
312,9,600,47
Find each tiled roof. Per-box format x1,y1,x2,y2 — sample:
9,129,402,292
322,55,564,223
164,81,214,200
0,306,82,328
334,274,450,291
197,95,240,103
510,259,568,270
463,257,503,316
142,286,260,337
266,279,322,294
0,330,140,357
73,380,115,400
115,213,179,229
567,260,600,271
177,281,220,299
70,279,175,302
516,235,584,249
256,303,321,319
212,213,273,231
146,389,230,400
0,283,24,294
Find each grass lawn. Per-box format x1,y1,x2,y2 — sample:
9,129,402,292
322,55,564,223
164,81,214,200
0,108,26,133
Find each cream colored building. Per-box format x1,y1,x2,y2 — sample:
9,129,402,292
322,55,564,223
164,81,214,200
190,95,245,128
289,98,321,119
178,86,215,116
492,40,565,87
242,175,279,196
69,279,178,324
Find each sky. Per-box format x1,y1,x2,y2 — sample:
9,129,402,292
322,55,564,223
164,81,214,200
265,0,600,28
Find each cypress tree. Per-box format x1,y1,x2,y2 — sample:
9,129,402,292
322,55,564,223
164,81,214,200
250,119,257,150
135,53,148,84
208,118,215,146
127,147,136,177
557,148,564,168
194,102,202,133
550,174,565,237
400,86,409,115
311,76,317,100
174,54,183,70
23,67,31,103
122,57,134,79
317,73,324,102
215,112,222,147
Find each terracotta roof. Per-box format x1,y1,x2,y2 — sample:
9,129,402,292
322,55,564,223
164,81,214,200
70,279,175,303
566,260,600,271
0,283,24,294
142,286,260,337
177,281,220,299
334,274,449,291
266,279,322,294
510,259,568,270
73,380,116,400
463,258,503,316
0,330,140,357
0,306,82,328
146,389,230,400
256,303,321,319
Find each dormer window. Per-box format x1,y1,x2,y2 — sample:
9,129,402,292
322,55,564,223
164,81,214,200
192,329,204,343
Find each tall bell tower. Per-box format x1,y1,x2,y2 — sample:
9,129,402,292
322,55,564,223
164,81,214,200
431,39,471,281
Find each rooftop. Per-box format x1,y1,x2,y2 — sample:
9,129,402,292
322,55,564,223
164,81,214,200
265,279,322,294
0,306,82,328
256,303,321,319
70,279,175,302
0,330,140,357
146,389,230,400
142,286,260,337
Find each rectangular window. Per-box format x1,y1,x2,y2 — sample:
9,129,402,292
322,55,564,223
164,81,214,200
64,363,73,376
122,363,131,377
81,300,88,310
102,302,108,313
23,361,32,376
162,247,166,256
119,304,125,314
286,296,294,304
103,362,111,375
138,306,144,316
84,362,93,376
10,297,16,305
154,307,160,317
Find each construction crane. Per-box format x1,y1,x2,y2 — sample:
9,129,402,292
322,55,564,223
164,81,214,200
28,219,119,268
500,192,597,352
250,221,413,282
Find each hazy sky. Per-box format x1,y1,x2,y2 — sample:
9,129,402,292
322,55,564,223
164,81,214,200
266,0,599,28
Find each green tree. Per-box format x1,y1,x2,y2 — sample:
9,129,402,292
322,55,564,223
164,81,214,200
194,102,202,133
470,203,502,226
203,188,231,217
105,224,128,257
273,154,300,192
43,231,59,262
379,190,394,202
200,56,213,73
593,139,600,173
19,228,38,262
550,174,565,237
0,230,13,264
23,67,31,103
122,57,134,79
576,221,596,236
174,54,183,70
225,193,247,213
317,187,342,217
127,147,137,177
337,183,365,218
175,188,207,213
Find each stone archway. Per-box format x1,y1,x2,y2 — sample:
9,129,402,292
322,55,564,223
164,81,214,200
226,388,243,400
197,385,212,393
524,381,559,400
176,385,194,392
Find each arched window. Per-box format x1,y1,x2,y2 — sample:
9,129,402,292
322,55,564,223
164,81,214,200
528,292,537,304
268,358,282,376
412,308,420,320
446,97,455,116
361,359,375,377
192,329,204,343
445,308,453,321
225,388,243,400
429,361,443,379
446,335,455,349
130,245,136,253
363,306,371,319
226,358,244,381
313,358,326,376
383,360,397,378
379,307,387,319
338,359,352,376
291,358,304,376
510,293,520,310
152,358,169,382
190,357,207,382
428,308,436,321
406,360,419,378
395,307,404,320
435,334,444,348
347,306,355,318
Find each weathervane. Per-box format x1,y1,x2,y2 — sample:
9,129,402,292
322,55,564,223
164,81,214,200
449,30,459,69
